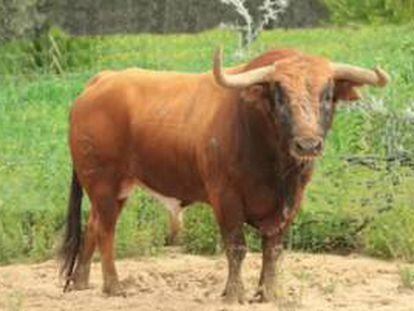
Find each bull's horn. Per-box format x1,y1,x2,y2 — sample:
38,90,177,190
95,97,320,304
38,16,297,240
332,63,390,87
213,47,276,89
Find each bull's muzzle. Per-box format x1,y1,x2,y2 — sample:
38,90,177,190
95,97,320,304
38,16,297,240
291,136,324,160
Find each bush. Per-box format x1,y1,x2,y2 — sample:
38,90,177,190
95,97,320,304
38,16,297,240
116,191,169,258
182,208,264,255
0,27,96,75
365,205,414,262
324,0,414,24
182,205,221,255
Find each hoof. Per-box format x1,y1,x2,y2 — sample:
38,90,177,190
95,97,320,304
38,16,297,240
71,281,90,291
65,265,91,292
103,283,126,297
63,277,90,293
72,276,91,291
252,286,277,303
221,283,245,304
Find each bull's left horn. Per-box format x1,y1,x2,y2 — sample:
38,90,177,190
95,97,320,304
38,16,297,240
332,63,390,87
213,47,276,89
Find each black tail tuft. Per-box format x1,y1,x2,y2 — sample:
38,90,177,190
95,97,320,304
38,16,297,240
59,169,83,292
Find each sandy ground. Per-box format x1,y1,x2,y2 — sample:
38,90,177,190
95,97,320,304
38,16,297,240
0,248,413,311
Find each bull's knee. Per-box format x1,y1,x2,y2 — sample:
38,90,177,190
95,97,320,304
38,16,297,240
226,244,247,262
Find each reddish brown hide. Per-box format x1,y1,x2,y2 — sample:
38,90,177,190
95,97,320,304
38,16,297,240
60,48,389,302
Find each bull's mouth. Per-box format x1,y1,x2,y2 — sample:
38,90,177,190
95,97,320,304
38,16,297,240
289,137,324,162
290,152,321,163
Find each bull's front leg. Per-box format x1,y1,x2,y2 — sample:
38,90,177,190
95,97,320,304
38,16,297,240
255,234,283,302
253,167,311,302
209,187,247,304
221,227,247,304
254,198,302,302
254,179,307,302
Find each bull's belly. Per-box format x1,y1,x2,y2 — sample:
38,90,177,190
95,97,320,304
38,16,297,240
125,134,208,204
118,174,203,210
119,144,207,206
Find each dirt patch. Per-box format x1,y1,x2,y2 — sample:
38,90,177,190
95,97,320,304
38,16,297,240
0,249,413,311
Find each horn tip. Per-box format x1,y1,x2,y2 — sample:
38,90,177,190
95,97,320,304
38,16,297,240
214,46,223,62
212,46,225,87
374,67,390,87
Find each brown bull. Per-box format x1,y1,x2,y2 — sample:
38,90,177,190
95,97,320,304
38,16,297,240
60,48,389,302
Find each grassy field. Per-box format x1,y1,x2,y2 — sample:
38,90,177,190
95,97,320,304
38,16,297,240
0,25,413,265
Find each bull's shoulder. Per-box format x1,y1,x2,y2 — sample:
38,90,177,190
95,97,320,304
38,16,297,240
86,70,117,88
79,70,136,100
84,68,148,89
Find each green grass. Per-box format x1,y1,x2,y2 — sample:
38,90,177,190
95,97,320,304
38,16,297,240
0,25,413,264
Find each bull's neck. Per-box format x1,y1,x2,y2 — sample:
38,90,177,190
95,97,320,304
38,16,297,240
238,101,314,179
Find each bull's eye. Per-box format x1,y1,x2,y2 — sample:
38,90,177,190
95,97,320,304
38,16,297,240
273,82,285,107
272,83,290,125
320,85,334,111
320,84,334,132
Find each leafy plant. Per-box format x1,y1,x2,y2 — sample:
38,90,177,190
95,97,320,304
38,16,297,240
399,266,414,289
182,205,221,255
324,0,414,24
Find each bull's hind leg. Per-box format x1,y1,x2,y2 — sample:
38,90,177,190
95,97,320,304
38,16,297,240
98,197,127,296
86,182,126,296
71,212,99,290
211,189,246,304
166,203,183,245
150,193,184,245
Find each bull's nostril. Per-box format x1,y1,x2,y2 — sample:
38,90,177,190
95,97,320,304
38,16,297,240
314,140,323,152
295,141,305,151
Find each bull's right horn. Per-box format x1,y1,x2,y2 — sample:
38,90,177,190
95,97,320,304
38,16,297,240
213,47,276,89
332,63,390,87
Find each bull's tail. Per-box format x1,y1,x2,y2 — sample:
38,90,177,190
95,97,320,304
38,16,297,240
59,168,83,292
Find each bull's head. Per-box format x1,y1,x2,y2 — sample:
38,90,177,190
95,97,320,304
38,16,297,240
213,48,390,161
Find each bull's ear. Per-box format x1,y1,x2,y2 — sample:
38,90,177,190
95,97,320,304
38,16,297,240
241,84,265,103
333,80,362,102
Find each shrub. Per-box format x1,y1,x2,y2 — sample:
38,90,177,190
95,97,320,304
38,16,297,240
182,205,221,255
364,205,414,262
324,0,414,24
116,191,169,258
